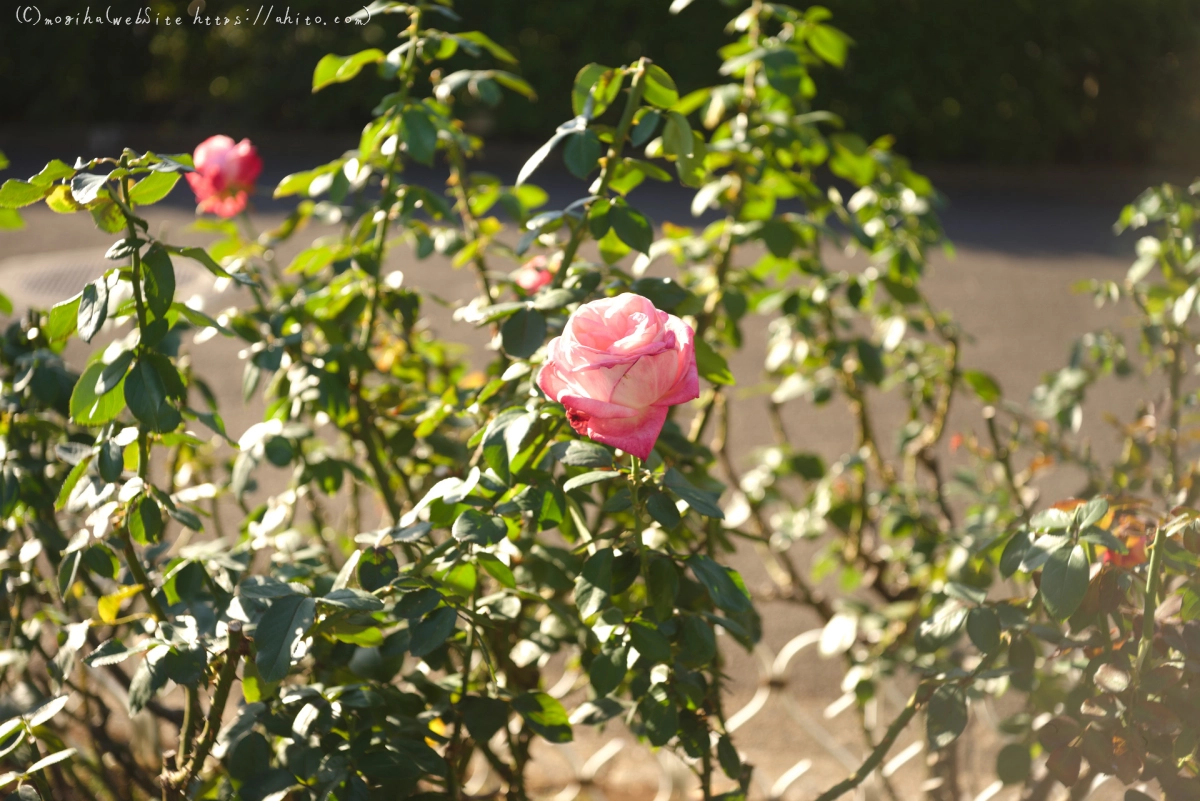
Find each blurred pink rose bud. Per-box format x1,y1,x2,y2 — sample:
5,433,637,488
537,293,699,460
514,254,556,293
185,135,263,218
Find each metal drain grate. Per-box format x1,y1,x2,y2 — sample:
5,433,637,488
0,248,211,313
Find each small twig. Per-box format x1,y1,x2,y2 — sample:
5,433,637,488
165,622,244,794
549,58,649,290
810,687,927,801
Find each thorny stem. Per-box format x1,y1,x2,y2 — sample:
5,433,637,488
1136,523,1167,674
448,570,477,801
549,59,649,290
811,649,1000,801
714,394,834,621
178,686,201,767
116,174,169,624
985,408,1029,519
856,701,903,801
167,622,244,794
1166,332,1185,494
446,142,495,303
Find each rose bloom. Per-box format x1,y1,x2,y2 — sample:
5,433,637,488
1103,533,1148,568
514,254,556,293
185,135,263,218
537,293,699,460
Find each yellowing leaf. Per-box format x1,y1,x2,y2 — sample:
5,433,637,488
98,584,143,623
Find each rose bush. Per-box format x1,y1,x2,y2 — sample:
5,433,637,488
0,2,1197,801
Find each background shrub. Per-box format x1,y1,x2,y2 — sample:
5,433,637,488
4,0,1200,164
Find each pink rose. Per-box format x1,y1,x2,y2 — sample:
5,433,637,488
514,255,556,293
537,293,699,460
185,135,263,218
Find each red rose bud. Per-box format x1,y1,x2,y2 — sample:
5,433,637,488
185,135,263,218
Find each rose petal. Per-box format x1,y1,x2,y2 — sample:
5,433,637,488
562,398,668,461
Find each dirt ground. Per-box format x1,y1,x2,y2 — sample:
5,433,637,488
0,147,1182,800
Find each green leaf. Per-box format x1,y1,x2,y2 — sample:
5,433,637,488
0,209,23,231
500,308,546,359
513,692,573,743
96,350,134,395
830,134,876,186
128,651,170,714
808,24,851,67
477,553,516,589
598,227,632,264
452,509,507,546
89,199,126,233
287,245,338,276
320,589,385,612
25,747,78,776
456,31,517,64
575,548,613,619
688,555,751,613
589,638,628,696
125,358,182,433
462,696,509,742
966,607,1002,653
401,107,438,166
0,179,49,208
564,130,602,179
610,203,654,254
563,471,616,492
996,743,1032,785
29,159,75,187
962,370,1001,404
517,116,586,186
628,619,671,663
663,112,694,159
999,530,1032,578
142,245,175,320
128,495,164,545
71,172,110,205
356,547,399,592
1041,544,1090,621
917,602,968,651
694,339,734,385
642,64,680,108
492,71,537,100
1078,497,1109,529
77,278,109,343
647,557,679,620
409,606,459,658
313,49,385,92
631,277,689,310
926,685,968,750
664,468,724,518
646,490,682,530
638,685,678,747
128,171,180,206
45,295,81,340
678,614,717,666
555,440,613,468
70,362,126,426
254,595,316,683
631,110,661,146
572,63,611,117
53,456,91,513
